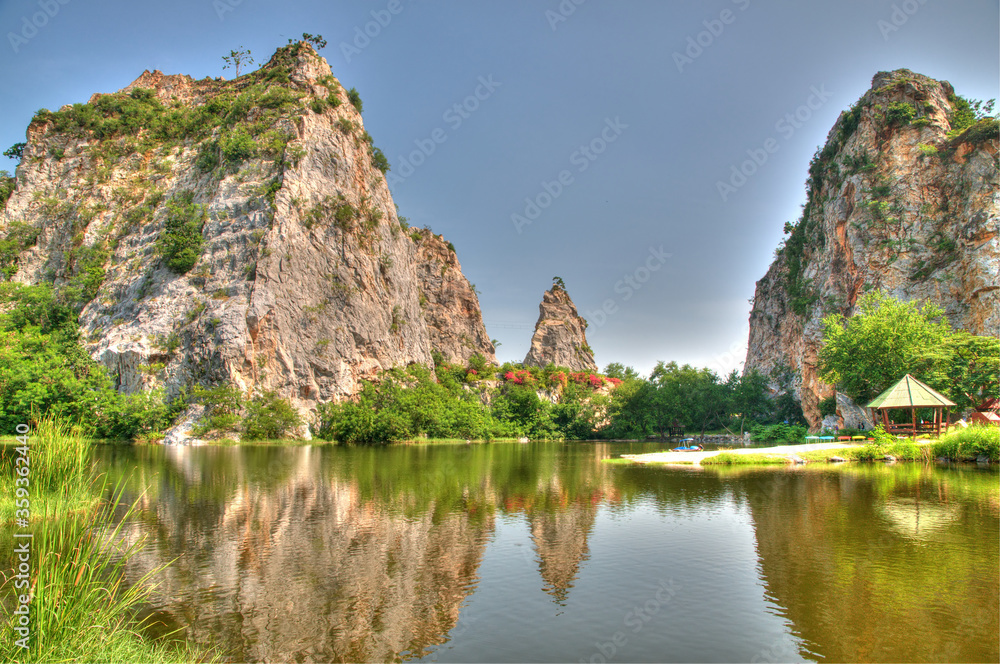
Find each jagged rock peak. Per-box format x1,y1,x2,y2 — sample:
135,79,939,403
744,68,999,429
411,228,496,365
524,280,597,372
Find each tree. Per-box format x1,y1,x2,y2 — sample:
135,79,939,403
730,369,774,433
242,392,303,440
222,47,254,78
300,33,327,49
911,331,1000,411
4,143,26,160
819,292,954,405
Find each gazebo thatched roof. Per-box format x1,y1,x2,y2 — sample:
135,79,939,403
866,374,956,409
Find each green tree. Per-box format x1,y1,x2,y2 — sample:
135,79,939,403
3,143,26,160
242,391,303,440
730,369,774,433
222,47,254,78
818,292,953,405
911,331,1000,411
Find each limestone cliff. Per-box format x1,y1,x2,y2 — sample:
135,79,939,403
524,283,598,372
0,43,493,425
745,69,999,428
411,228,496,365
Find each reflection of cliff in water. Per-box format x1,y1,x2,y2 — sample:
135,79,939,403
740,466,1000,663
528,480,600,603
113,446,494,663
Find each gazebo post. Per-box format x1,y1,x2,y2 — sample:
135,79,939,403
911,407,916,436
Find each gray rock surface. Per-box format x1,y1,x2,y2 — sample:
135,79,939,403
523,286,597,372
0,43,494,425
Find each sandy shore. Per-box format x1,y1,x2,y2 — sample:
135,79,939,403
619,442,857,466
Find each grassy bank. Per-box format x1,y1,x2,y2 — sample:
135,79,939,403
931,425,999,462
701,453,790,466
0,417,213,663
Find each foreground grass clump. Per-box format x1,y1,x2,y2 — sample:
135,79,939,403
701,452,788,466
0,491,209,663
932,425,999,462
0,417,97,523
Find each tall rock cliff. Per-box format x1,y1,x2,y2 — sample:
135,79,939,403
523,282,598,372
745,69,999,428
411,228,496,365
0,43,494,421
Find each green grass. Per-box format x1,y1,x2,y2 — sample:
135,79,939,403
0,417,215,663
797,441,933,463
701,452,789,466
0,417,99,524
932,425,999,462
0,487,210,663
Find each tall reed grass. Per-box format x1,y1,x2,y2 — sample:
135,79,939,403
0,485,208,662
932,425,1000,462
0,416,98,524
0,417,213,662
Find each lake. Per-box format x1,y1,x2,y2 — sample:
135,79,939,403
94,442,999,663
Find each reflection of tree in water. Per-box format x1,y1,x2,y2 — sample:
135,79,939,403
737,466,999,663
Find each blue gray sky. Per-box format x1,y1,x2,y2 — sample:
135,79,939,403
1,0,997,375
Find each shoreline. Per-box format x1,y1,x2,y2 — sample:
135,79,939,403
618,442,859,466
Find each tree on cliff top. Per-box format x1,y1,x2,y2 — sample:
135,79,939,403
818,292,997,410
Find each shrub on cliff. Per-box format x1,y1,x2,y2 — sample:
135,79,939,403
158,192,206,273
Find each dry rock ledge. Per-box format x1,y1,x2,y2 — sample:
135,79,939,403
619,442,857,466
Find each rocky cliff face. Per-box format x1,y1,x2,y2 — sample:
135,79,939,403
523,284,598,371
745,69,999,428
0,43,493,425
412,228,496,365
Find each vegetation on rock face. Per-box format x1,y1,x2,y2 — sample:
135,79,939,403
0,170,15,208
819,292,999,410
157,192,207,273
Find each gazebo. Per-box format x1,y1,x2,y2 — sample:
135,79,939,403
867,374,956,437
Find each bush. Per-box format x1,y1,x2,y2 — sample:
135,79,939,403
932,425,999,461
347,87,363,113
749,423,807,443
0,220,39,279
158,192,206,273
221,127,257,164
885,101,916,126
242,391,303,440
819,396,837,417
369,146,390,173
0,170,15,208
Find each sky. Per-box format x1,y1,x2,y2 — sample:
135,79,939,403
1,0,997,376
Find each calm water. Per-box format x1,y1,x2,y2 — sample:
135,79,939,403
93,442,999,663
